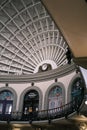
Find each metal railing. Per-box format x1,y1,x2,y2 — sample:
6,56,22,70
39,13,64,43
0,95,83,123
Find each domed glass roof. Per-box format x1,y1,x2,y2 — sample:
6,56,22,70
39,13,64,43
0,0,68,75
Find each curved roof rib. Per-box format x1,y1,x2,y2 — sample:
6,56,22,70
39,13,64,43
0,0,68,75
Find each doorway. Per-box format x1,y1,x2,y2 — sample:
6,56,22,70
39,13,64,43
23,90,39,120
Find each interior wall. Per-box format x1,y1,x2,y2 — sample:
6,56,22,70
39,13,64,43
0,71,77,110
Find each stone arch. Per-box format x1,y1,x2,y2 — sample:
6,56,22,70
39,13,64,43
19,86,43,112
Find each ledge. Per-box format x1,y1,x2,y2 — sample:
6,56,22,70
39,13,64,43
0,63,76,83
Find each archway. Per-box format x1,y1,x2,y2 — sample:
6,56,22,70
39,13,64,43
22,89,39,120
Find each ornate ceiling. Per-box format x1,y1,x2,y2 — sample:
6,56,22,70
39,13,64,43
0,0,69,75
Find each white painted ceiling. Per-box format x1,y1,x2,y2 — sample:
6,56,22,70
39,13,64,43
0,0,68,75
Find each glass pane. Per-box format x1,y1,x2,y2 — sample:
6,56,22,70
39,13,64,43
49,86,62,97
0,103,3,114
0,91,13,100
71,78,83,98
5,104,12,114
48,86,63,109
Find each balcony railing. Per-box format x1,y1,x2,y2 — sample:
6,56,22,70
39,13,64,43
0,95,83,123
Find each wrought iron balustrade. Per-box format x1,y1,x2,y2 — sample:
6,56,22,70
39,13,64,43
0,95,83,123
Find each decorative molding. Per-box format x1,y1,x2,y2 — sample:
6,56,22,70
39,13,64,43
0,63,76,83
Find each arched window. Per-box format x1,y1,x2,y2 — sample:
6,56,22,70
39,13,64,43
23,90,39,114
0,90,13,100
71,78,84,101
0,90,13,117
48,86,63,109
